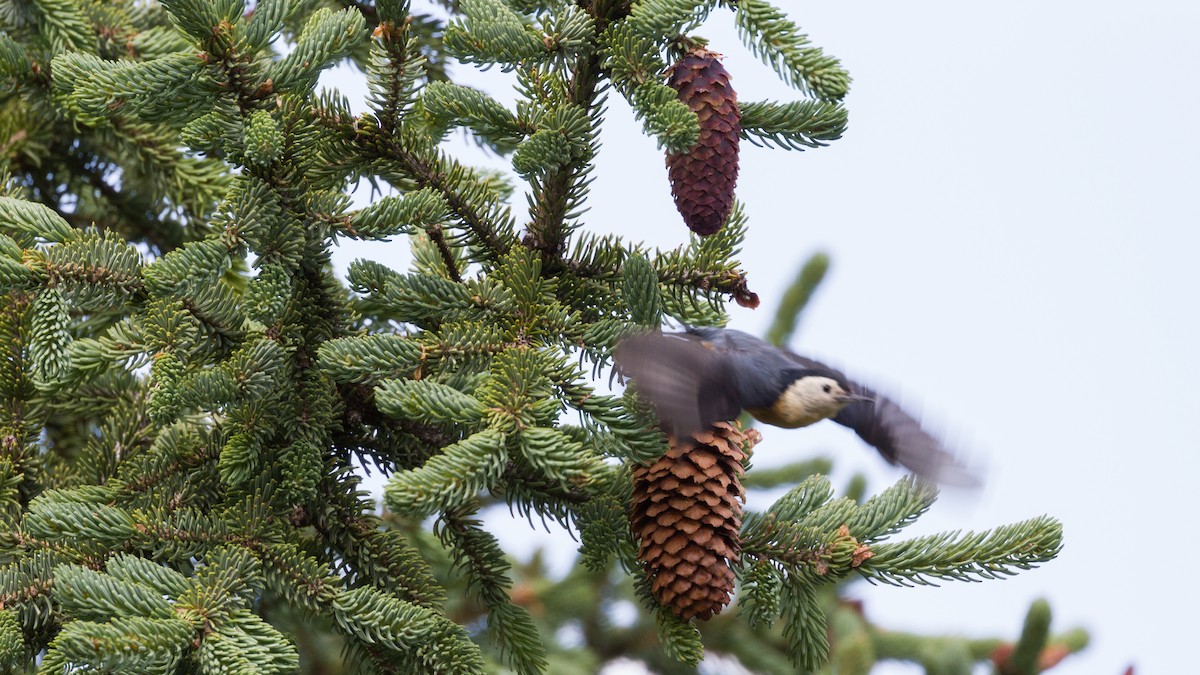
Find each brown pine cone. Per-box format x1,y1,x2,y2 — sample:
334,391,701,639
666,48,741,237
630,421,757,621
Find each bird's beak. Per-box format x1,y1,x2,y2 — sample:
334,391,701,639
839,394,875,405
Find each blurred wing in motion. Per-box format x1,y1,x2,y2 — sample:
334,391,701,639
833,383,979,486
613,332,741,437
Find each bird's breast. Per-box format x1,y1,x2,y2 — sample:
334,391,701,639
746,405,807,428
744,379,837,428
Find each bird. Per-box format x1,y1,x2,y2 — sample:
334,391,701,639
613,326,977,486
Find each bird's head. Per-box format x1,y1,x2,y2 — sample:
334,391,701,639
752,373,874,428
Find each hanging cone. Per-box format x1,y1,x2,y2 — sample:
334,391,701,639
631,421,758,621
666,47,741,237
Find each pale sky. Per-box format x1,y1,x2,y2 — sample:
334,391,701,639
326,1,1199,672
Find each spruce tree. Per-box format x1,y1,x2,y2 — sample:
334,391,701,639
0,0,1076,672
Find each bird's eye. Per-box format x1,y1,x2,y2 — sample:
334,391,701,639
822,384,832,393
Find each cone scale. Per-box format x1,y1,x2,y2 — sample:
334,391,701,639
666,48,741,237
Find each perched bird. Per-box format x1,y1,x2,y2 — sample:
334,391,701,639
614,326,977,485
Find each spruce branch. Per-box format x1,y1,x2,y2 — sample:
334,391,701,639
332,585,486,673
858,515,1064,586
654,607,704,667
764,250,828,347
444,0,549,69
41,615,194,673
626,0,716,38
845,474,938,542
383,428,508,517
780,581,828,671
29,0,95,53
740,457,832,489
0,552,60,611
444,0,594,71
740,99,847,150
52,51,217,127
1007,597,1052,674
110,429,221,499
375,378,488,425
354,117,517,258
340,187,453,240
421,81,528,152
560,237,759,310
267,8,367,94
427,223,465,282
437,508,550,675
306,483,446,608
730,0,851,101
520,72,601,259
366,12,426,133
158,0,246,43
600,23,699,153
44,229,147,304
0,196,74,244
730,475,1063,668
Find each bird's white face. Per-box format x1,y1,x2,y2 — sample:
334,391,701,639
750,375,855,428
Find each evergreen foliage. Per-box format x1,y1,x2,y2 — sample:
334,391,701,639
0,0,1075,672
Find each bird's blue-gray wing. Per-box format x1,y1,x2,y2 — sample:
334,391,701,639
613,332,741,437
784,351,978,486
685,327,811,410
832,383,978,486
